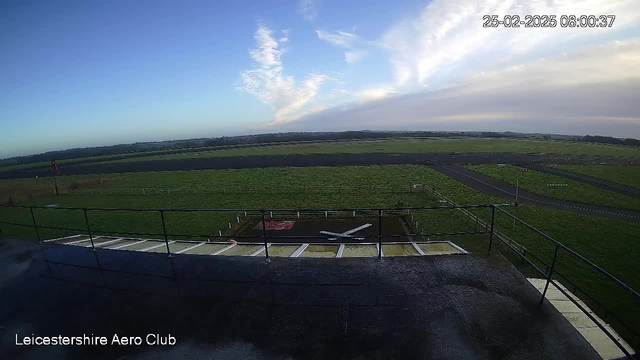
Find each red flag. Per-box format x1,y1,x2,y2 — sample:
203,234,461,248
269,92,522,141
50,160,61,176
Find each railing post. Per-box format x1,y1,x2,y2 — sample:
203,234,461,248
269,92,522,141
378,209,383,260
83,209,95,251
30,207,41,242
538,244,560,307
160,210,172,257
487,205,495,254
261,210,269,261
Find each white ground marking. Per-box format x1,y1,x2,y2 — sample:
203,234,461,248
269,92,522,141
337,244,345,258
86,238,123,248
45,234,83,242
111,240,147,250
64,236,103,245
175,242,205,254
211,243,236,255
290,244,309,257
250,244,270,256
320,223,372,240
138,241,175,252
412,242,425,256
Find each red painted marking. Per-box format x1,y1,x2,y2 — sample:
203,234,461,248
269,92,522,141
255,221,295,231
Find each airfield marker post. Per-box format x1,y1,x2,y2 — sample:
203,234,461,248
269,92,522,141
488,205,495,255
83,209,95,251
378,209,383,259
261,211,269,261
160,210,172,257
29,207,41,243
539,244,560,307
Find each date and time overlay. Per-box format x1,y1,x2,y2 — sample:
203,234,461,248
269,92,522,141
483,14,615,28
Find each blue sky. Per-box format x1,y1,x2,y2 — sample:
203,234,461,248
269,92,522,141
2,0,640,158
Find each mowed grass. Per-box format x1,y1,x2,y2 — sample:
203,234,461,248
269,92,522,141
80,138,640,166
556,164,640,188
465,164,640,211
1,165,639,337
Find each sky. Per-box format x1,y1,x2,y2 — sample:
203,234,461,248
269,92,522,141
2,0,640,158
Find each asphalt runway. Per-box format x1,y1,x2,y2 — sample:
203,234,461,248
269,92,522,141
519,164,640,199
1,152,637,180
431,164,640,223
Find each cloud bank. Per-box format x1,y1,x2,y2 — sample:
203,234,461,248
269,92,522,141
278,39,640,138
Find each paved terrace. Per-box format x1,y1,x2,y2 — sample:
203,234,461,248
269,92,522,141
1,238,600,360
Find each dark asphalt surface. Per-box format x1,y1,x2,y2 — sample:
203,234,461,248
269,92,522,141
432,164,640,223
1,238,600,360
520,164,640,199
1,152,637,180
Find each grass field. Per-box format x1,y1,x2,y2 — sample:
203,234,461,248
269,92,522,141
464,164,640,211
1,165,639,339
556,165,640,188
3,138,639,174
83,138,640,166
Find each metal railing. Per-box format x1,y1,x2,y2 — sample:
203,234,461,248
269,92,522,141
0,204,495,261
493,206,638,359
0,202,637,358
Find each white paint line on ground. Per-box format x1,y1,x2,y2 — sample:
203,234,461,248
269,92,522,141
319,231,364,240
320,223,371,240
45,234,83,243
412,242,425,256
290,244,309,258
111,240,147,250
176,242,206,254
64,236,103,245
343,223,372,235
447,241,468,254
337,244,345,258
250,244,270,256
211,243,236,255
86,238,123,248
139,241,175,252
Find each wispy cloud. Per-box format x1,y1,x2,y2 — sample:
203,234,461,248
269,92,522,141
344,50,366,64
380,0,640,87
298,0,317,21
280,39,640,138
316,30,369,64
316,30,360,48
240,24,332,124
